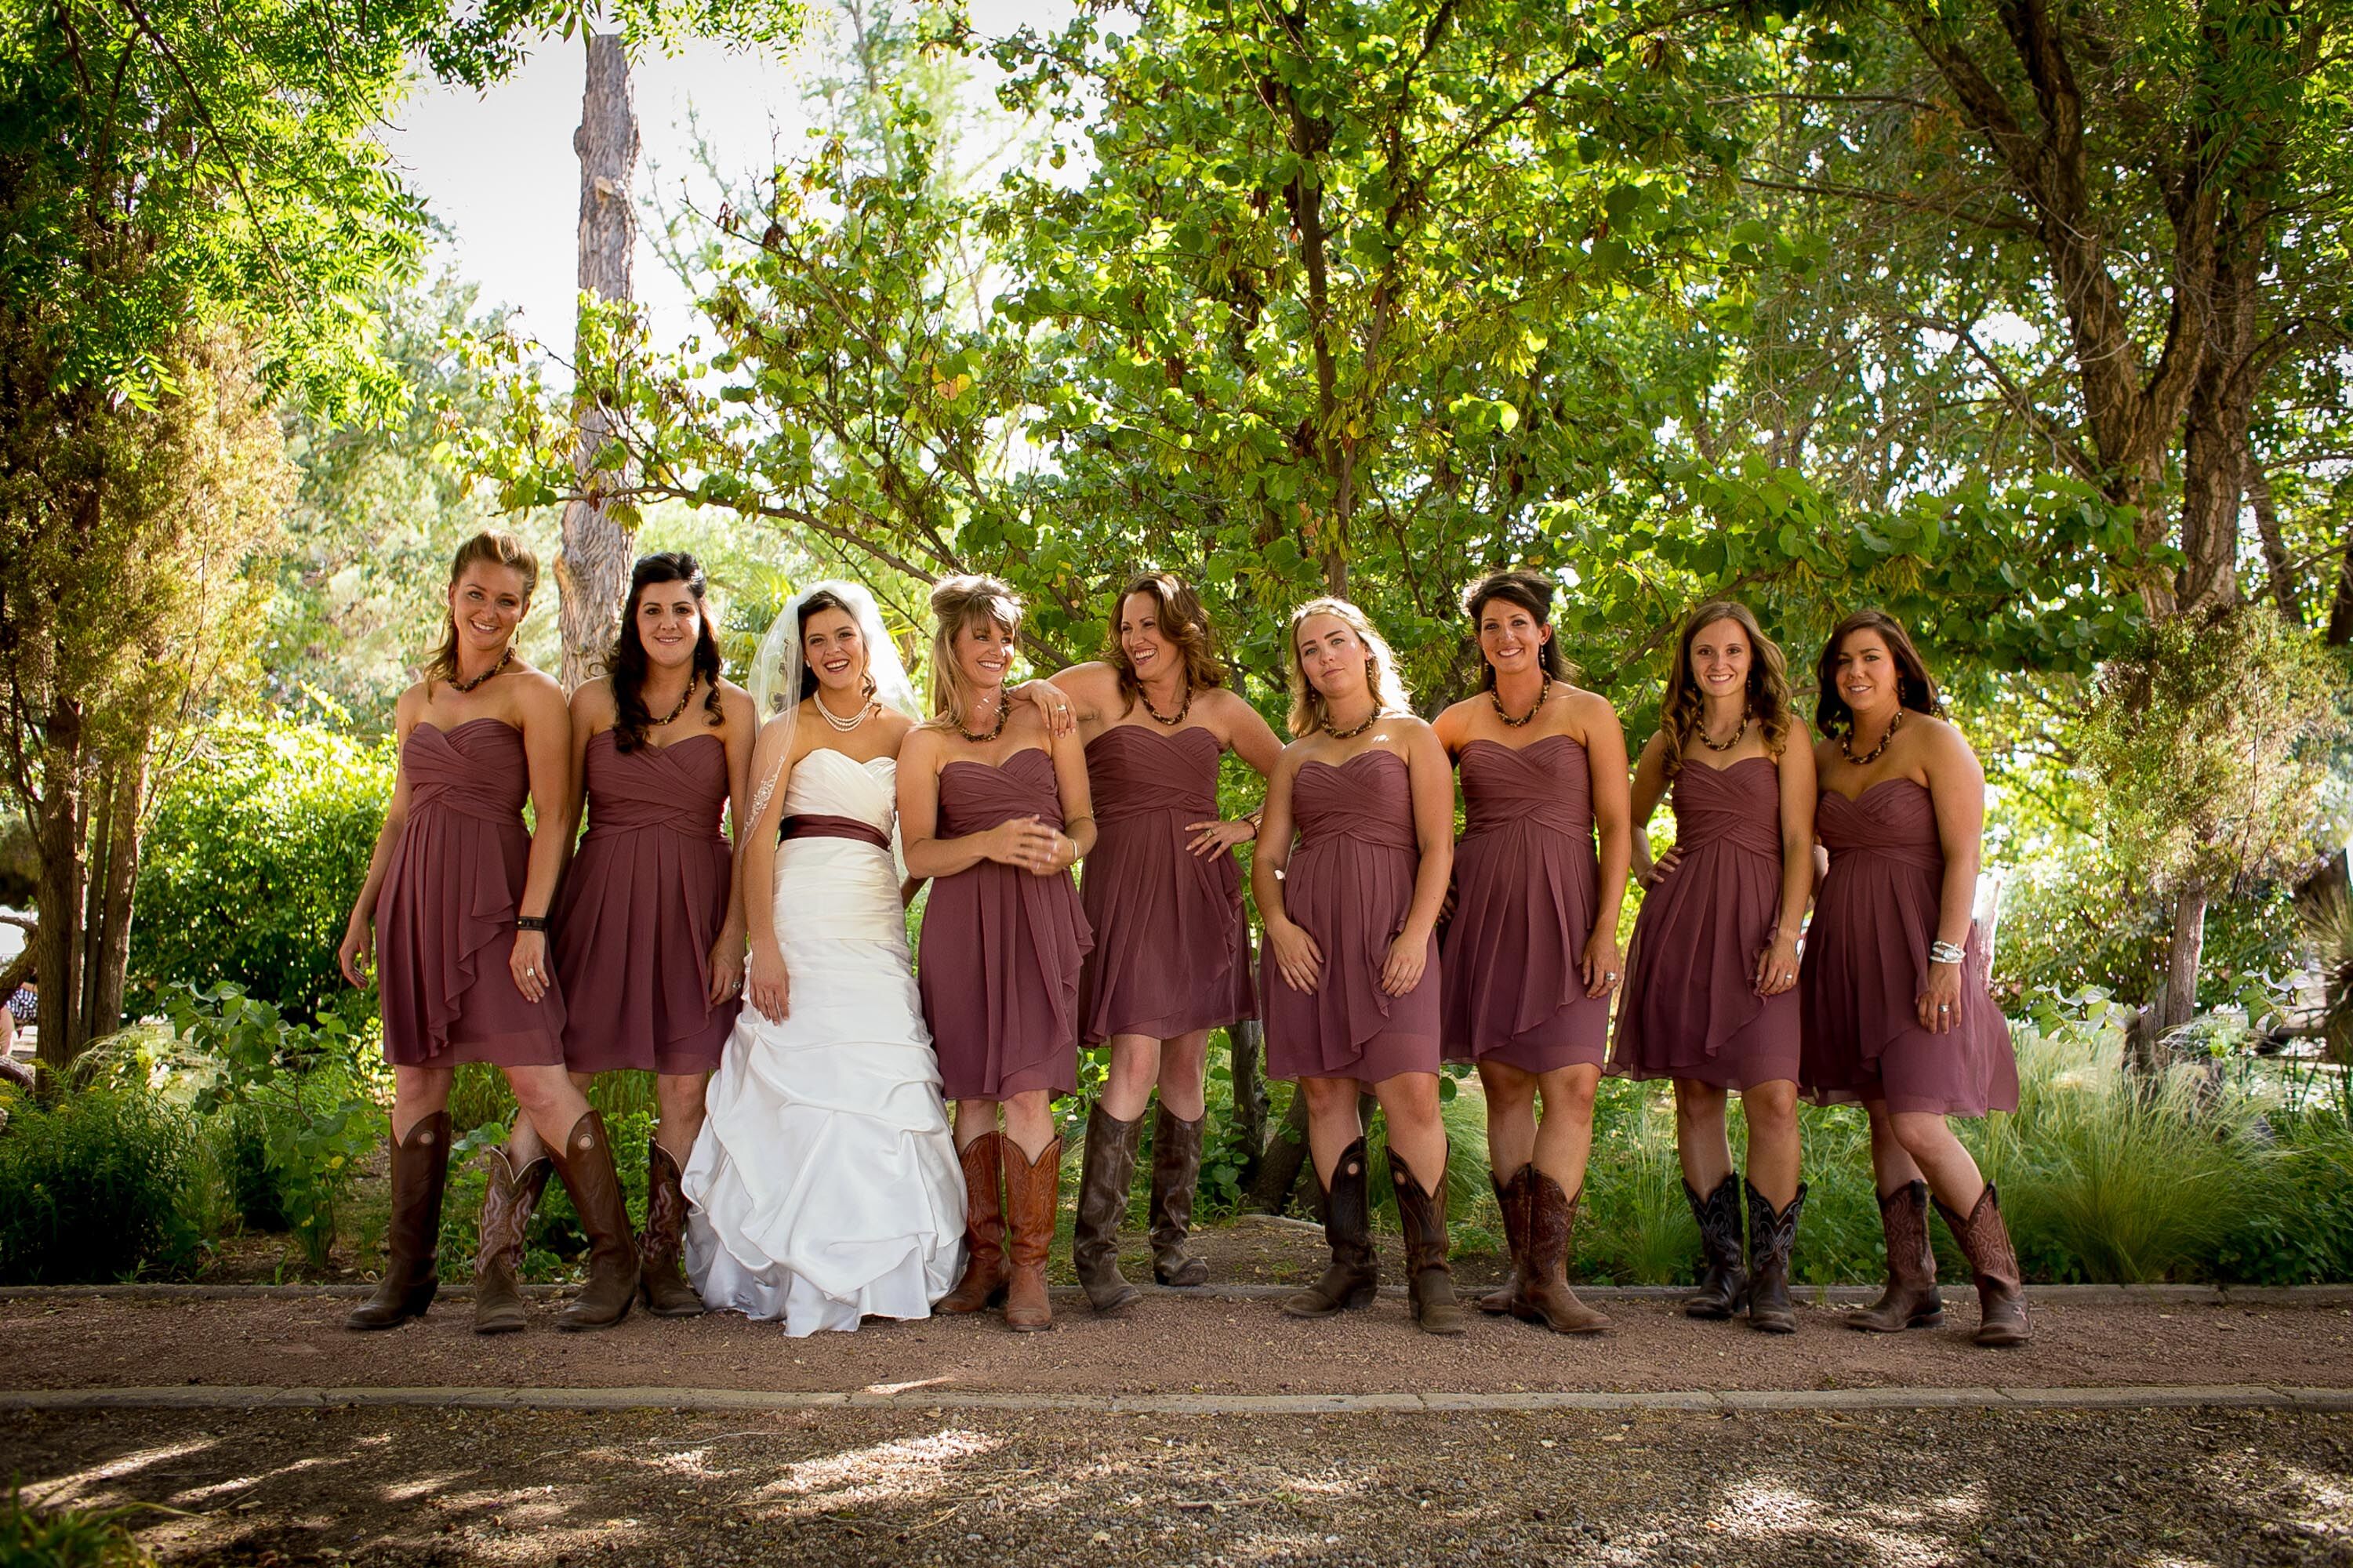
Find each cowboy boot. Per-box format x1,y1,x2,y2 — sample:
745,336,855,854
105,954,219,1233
472,1141,550,1334
1477,1167,1528,1316
638,1139,704,1317
347,1113,451,1330
1847,1180,1945,1332
1683,1174,1748,1320
938,1131,1010,1314
1389,1146,1466,1336
1073,1103,1143,1313
1744,1179,1807,1335
1518,1169,1610,1334
546,1110,637,1332
1282,1138,1379,1317
1936,1183,2031,1348
1148,1105,1211,1287
1002,1135,1063,1332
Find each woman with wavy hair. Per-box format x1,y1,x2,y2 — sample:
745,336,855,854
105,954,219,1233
1803,610,2024,1346
336,531,635,1334
900,575,1097,1332
1614,601,1814,1334
1254,597,1462,1334
1432,570,1629,1336
1030,573,1283,1312
463,553,758,1333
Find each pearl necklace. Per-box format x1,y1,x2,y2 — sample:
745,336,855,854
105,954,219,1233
812,688,872,732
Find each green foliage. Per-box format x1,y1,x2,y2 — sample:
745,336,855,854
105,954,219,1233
0,1484,159,1568
0,1085,202,1284
131,720,393,1023
435,1068,657,1277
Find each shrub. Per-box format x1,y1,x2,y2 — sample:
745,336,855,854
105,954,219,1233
0,1485,158,1567
131,718,393,1024
0,1085,202,1283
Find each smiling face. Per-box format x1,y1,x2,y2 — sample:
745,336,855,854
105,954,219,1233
1476,597,1552,679
632,579,704,673
801,605,868,697
1687,616,1753,706
1294,612,1371,706
1119,590,1180,685
1832,628,1899,721
448,563,529,660
952,614,1016,697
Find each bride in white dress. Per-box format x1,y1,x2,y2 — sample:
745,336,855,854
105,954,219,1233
682,582,965,1334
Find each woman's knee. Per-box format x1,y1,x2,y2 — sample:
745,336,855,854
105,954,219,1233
1887,1110,1956,1160
1742,1080,1799,1130
1537,1065,1600,1120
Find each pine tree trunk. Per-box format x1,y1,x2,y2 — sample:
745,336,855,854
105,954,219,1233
557,31,641,692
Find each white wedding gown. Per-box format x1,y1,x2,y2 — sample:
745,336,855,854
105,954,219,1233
682,749,966,1335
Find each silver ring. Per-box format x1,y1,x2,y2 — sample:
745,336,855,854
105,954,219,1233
1604,972,1619,984
1938,1004,1950,1012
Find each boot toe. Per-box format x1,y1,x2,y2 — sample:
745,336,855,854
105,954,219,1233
1155,1256,1209,1288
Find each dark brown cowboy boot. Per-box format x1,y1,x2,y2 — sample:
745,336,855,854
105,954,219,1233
1073,1102,1143,1312
1936,1183,2031,1347
1002,1135,1063,1333
347,1112,451,1330
1744,1179,1807,1335
1282,1138,1378,1317
1148,1105,1211,1287
639,1139,704,1317
1848,1180,1945,1332
547,1110,637,1332
472,1139,550,1334
1683,1173,1747,1320
1389,1147,1466,1336
1518,1169,1610,1334
939,1131,1010,1314
1477,1166,1528,1316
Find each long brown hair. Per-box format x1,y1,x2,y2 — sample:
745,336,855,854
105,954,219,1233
1814,608,1944,739
1462,570,1569,690
924,574,1023,728
424,531,539,692
1658,601,1796,780
1283,597,1412,738
1110,573,1227,714
608,552,724,753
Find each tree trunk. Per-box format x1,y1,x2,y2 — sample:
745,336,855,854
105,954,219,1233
1246,1091,1310,1214
81,748,143,1036
1229,1013,1269,1189
2325,528,2353,646
32,696,86,1078
557,31,641,692
2161,875,2209,1037
2248,443,2296,620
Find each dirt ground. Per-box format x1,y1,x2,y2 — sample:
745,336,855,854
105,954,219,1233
8,1402,2353,1566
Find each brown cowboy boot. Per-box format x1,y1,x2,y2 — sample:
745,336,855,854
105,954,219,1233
1282,1138,1379,1317
347,1112,451,1330
1847,1180,1945,1332
1073,1103,1143,1313
546,1110,638,1332
1389,1146,1466,1336
1148,1105,1211,1287
1520,1169,1610,1334
639,1139,704,1317
1936,1183,2031,1347
1743,1179,1807,1335
1002,1135,1063,1332
472,1140,550,1334
1683,1173,1747,1320
939,1131,1010,1313
1477,1167,1528,1316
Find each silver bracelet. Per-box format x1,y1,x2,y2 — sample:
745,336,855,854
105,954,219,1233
1928,938,1966,965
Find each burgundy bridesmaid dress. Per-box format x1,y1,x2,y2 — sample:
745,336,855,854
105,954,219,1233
1612,756,1801,1088
919,748,1094,1100
1077,724,1255,1046
1440,735,1609,1072
376,717,566,1066
1800,779,2017,1115
552,729,739,1075
1262,750,1440,1083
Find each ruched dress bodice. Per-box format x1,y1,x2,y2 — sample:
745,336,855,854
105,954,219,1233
775,749,907,946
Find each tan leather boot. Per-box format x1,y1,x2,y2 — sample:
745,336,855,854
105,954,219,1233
1002,1135,1063,1332
1148,1105,1211,1287
639,1140,704,1317
1073,1103,1142,1313
1520,1169,1610,1334
472,1141,550,1335
347,1113,451,1331
547,1110,637,1332
1282,1138,1378,1317
939,1131,1009,1314
1936,1183,2030,1347
1389,1147,1466,1337
1476,1166,1527,1316
1848,1180,1944,1332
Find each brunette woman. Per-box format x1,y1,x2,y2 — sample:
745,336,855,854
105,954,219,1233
1255,598,1462,1335
336,532,635,1333
1803,611,2024,1346
467,554,757,1333
1432,571,1629,1336
901,575,1097,1333
1614,602,1814,1334
1037,574,1284,1312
